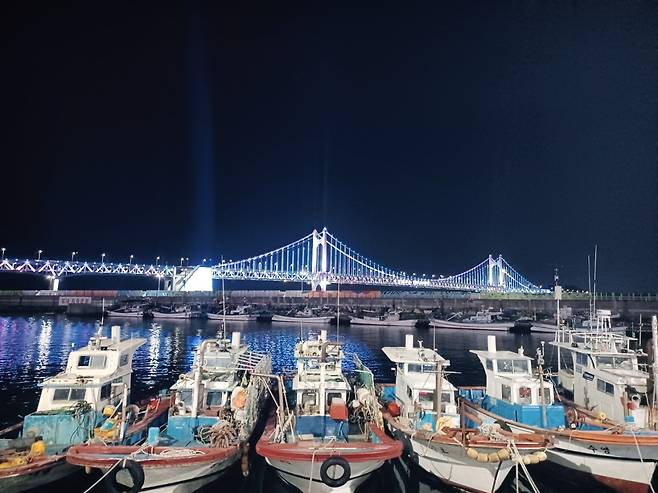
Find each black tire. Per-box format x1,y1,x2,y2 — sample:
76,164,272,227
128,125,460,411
319,456,351,488
104,459,145,493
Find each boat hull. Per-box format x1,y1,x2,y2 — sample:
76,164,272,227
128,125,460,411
68,445,239,493
107,311,143,318
271,315,333,324
206,313,258,321
151,311,192,319
0,455,76,493
429,319,512,331
466,402,658,493
350,317,417,327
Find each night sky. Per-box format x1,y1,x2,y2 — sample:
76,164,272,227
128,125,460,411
2,2,657,292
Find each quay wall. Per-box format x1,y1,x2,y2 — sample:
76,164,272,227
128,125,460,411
0,290,657,318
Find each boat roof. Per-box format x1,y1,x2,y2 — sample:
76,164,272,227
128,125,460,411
470,349,532,361
382,346,448,366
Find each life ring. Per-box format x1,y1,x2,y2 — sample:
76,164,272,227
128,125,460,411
319,456,351,488
104,459,145,493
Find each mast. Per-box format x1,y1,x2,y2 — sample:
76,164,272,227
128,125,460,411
593,245,598,330
554,268,561,384
221,255,226,343
652,315,658,428
336,278,340,341
588,254,593,330
537,342,547,428
433,361,443,422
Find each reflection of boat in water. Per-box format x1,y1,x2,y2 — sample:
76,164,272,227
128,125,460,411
67,331,271,493
0,326,168,493
151,305,193,319
379,334,551,493
350,310,418,327
271,307,333,324
429,309,513,331
207,305,258,321
107,305,144,318
257,330,402,493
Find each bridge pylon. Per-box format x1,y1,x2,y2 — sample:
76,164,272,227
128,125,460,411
311,228,329,291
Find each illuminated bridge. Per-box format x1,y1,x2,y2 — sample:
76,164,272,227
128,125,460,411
0,228,547,293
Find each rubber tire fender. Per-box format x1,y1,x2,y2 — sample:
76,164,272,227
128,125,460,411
104,459,145,493
319,456,351,488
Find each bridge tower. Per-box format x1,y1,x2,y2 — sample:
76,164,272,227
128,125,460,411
311,228,329,291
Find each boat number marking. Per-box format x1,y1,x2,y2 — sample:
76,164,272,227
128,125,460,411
587,445,610,454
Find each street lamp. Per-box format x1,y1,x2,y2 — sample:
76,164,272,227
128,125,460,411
156,256,160,266
101,253,106,264
1,248,4,260
129,254,134,265
180,257,184,267
186,257,189,267
71,251,77,262
37,250,43,261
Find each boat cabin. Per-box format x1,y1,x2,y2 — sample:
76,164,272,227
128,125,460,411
37,326,144,414
171,331,247,415
382,335,458,431
470,336,563,429
550,324,649,427
291,330,350,439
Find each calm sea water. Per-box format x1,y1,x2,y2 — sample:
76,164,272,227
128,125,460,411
0,315,603,493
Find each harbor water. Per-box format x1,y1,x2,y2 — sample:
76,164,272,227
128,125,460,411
0,315,615,492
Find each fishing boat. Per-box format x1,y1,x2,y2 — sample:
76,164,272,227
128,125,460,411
151,305,193,319
107,305,144,318
350,310,418,327
379,334,552,493
429,309,513,331
257,329,402,493
271,307,333,324
207,304,258,322
461,330,658,493
0,326,168,493
67,331,272,493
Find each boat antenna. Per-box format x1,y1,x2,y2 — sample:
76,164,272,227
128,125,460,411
593,244,598,331
587,254,593,331
336,276,340,341
98,297,105,336
221,255,227,344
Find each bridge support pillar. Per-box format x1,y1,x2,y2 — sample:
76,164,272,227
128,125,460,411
311,228,329,291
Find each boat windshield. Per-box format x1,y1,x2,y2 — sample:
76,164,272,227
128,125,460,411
408,364,436,373
496,359,530,374
595,356,635,370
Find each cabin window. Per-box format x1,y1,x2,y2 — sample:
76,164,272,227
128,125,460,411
441,391,453,403
100,383,112,400
418,391,434,403
497,360,529,374
77,355,107,369
501,384,511,401
120,354,129,366
206,391,225,406
542,387,552,404
576,353,589,368
595,356,634,370
179,390,193,406
597,379,614,395
518,386,532,404
302,392,317,406
326,392,342,406
486,359,493,371
408,364,422,373
53,388,86,401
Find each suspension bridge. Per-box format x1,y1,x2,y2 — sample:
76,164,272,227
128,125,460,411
0,228,547,293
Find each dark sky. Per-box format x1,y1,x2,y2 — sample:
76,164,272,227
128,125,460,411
2,1,657,292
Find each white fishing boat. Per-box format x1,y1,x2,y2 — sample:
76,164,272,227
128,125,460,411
106,305,144,318
1,326,168,493
379,335,551,493
257,330,402,493
271,307,333,324
68,331,271,493
429,309,513,331
151,305,193,319
461,327,658,493
350,310,417,327
207,305,258,321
